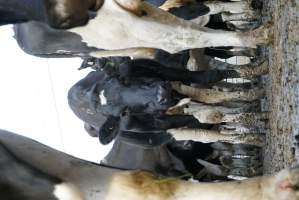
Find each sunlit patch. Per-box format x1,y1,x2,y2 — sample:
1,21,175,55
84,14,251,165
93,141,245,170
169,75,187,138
53,182,84,200
54,1,69,19
99,90,107,105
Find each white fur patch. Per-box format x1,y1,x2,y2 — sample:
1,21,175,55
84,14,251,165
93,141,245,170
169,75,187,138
53,182,84,200
227,175,248,180
55,0,69,19
99,90,107,105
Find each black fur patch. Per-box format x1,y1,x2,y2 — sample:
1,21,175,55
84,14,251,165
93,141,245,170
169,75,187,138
0,9,28,25
99,116,120,145
0,143,61,200
168,3,210,20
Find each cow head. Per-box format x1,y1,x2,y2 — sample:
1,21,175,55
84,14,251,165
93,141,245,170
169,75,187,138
68,67,176,144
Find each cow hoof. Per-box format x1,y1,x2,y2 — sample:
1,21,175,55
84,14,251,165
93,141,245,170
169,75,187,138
251,26,270,45
264,168,299,200
220,155,262,177
251,46,268,65
234,133,265,147
225,112,269,126
230,166,262,177
244,87,265,101
235,60,269,79
240,25,271,48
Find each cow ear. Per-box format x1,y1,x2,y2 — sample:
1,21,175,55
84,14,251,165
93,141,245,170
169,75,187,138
99,116,120,145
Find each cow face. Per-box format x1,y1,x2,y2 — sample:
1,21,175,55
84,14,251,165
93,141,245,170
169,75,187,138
68,69,176,144
69,70,175,117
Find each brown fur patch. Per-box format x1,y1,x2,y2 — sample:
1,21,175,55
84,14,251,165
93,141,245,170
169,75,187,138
114,0,146,17
159,0,195,11
126,171,179,200
109,171,179,200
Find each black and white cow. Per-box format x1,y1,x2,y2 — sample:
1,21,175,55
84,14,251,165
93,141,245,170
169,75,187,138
68,59,222,144
14,21,260,68
68,58,265,146
63,0,268,54
0,130,298,200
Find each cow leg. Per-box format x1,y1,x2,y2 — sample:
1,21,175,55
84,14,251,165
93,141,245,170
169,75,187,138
209,59,269,79
119,59,238,84
167,128,264,147
90,48,157,59
196,158,229,177
221,112,269,126
225,158,262,178
168,101,268,125
185,26,269,49
204,47,257,59
203,1,252,15
171,82,265,103
197,157,260,179
221,154,261,170
227,20,261,31
220,123,268,134
212,143,262,178
221,11,258,22
212,82,257,93
167,99,257,115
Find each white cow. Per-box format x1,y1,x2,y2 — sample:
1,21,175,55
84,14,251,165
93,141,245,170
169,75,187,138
0,130,298,200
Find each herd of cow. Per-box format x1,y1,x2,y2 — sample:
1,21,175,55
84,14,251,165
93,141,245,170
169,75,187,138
1,0,299,200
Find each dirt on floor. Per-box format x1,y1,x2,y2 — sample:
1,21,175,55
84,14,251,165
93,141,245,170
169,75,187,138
262,0,299,174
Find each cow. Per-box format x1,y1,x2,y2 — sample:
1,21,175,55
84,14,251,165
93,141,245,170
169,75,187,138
102,137,262,179
68,58,266,146
81,113,262,179
0,0,102,28
0,130,298,200
12,0,269,59
14,21,261,67
66,0,269,54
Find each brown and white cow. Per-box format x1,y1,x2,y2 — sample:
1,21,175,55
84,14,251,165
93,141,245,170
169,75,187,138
13,0,265,59
67,0,269,57
0,130,298,200
10,0,265,58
